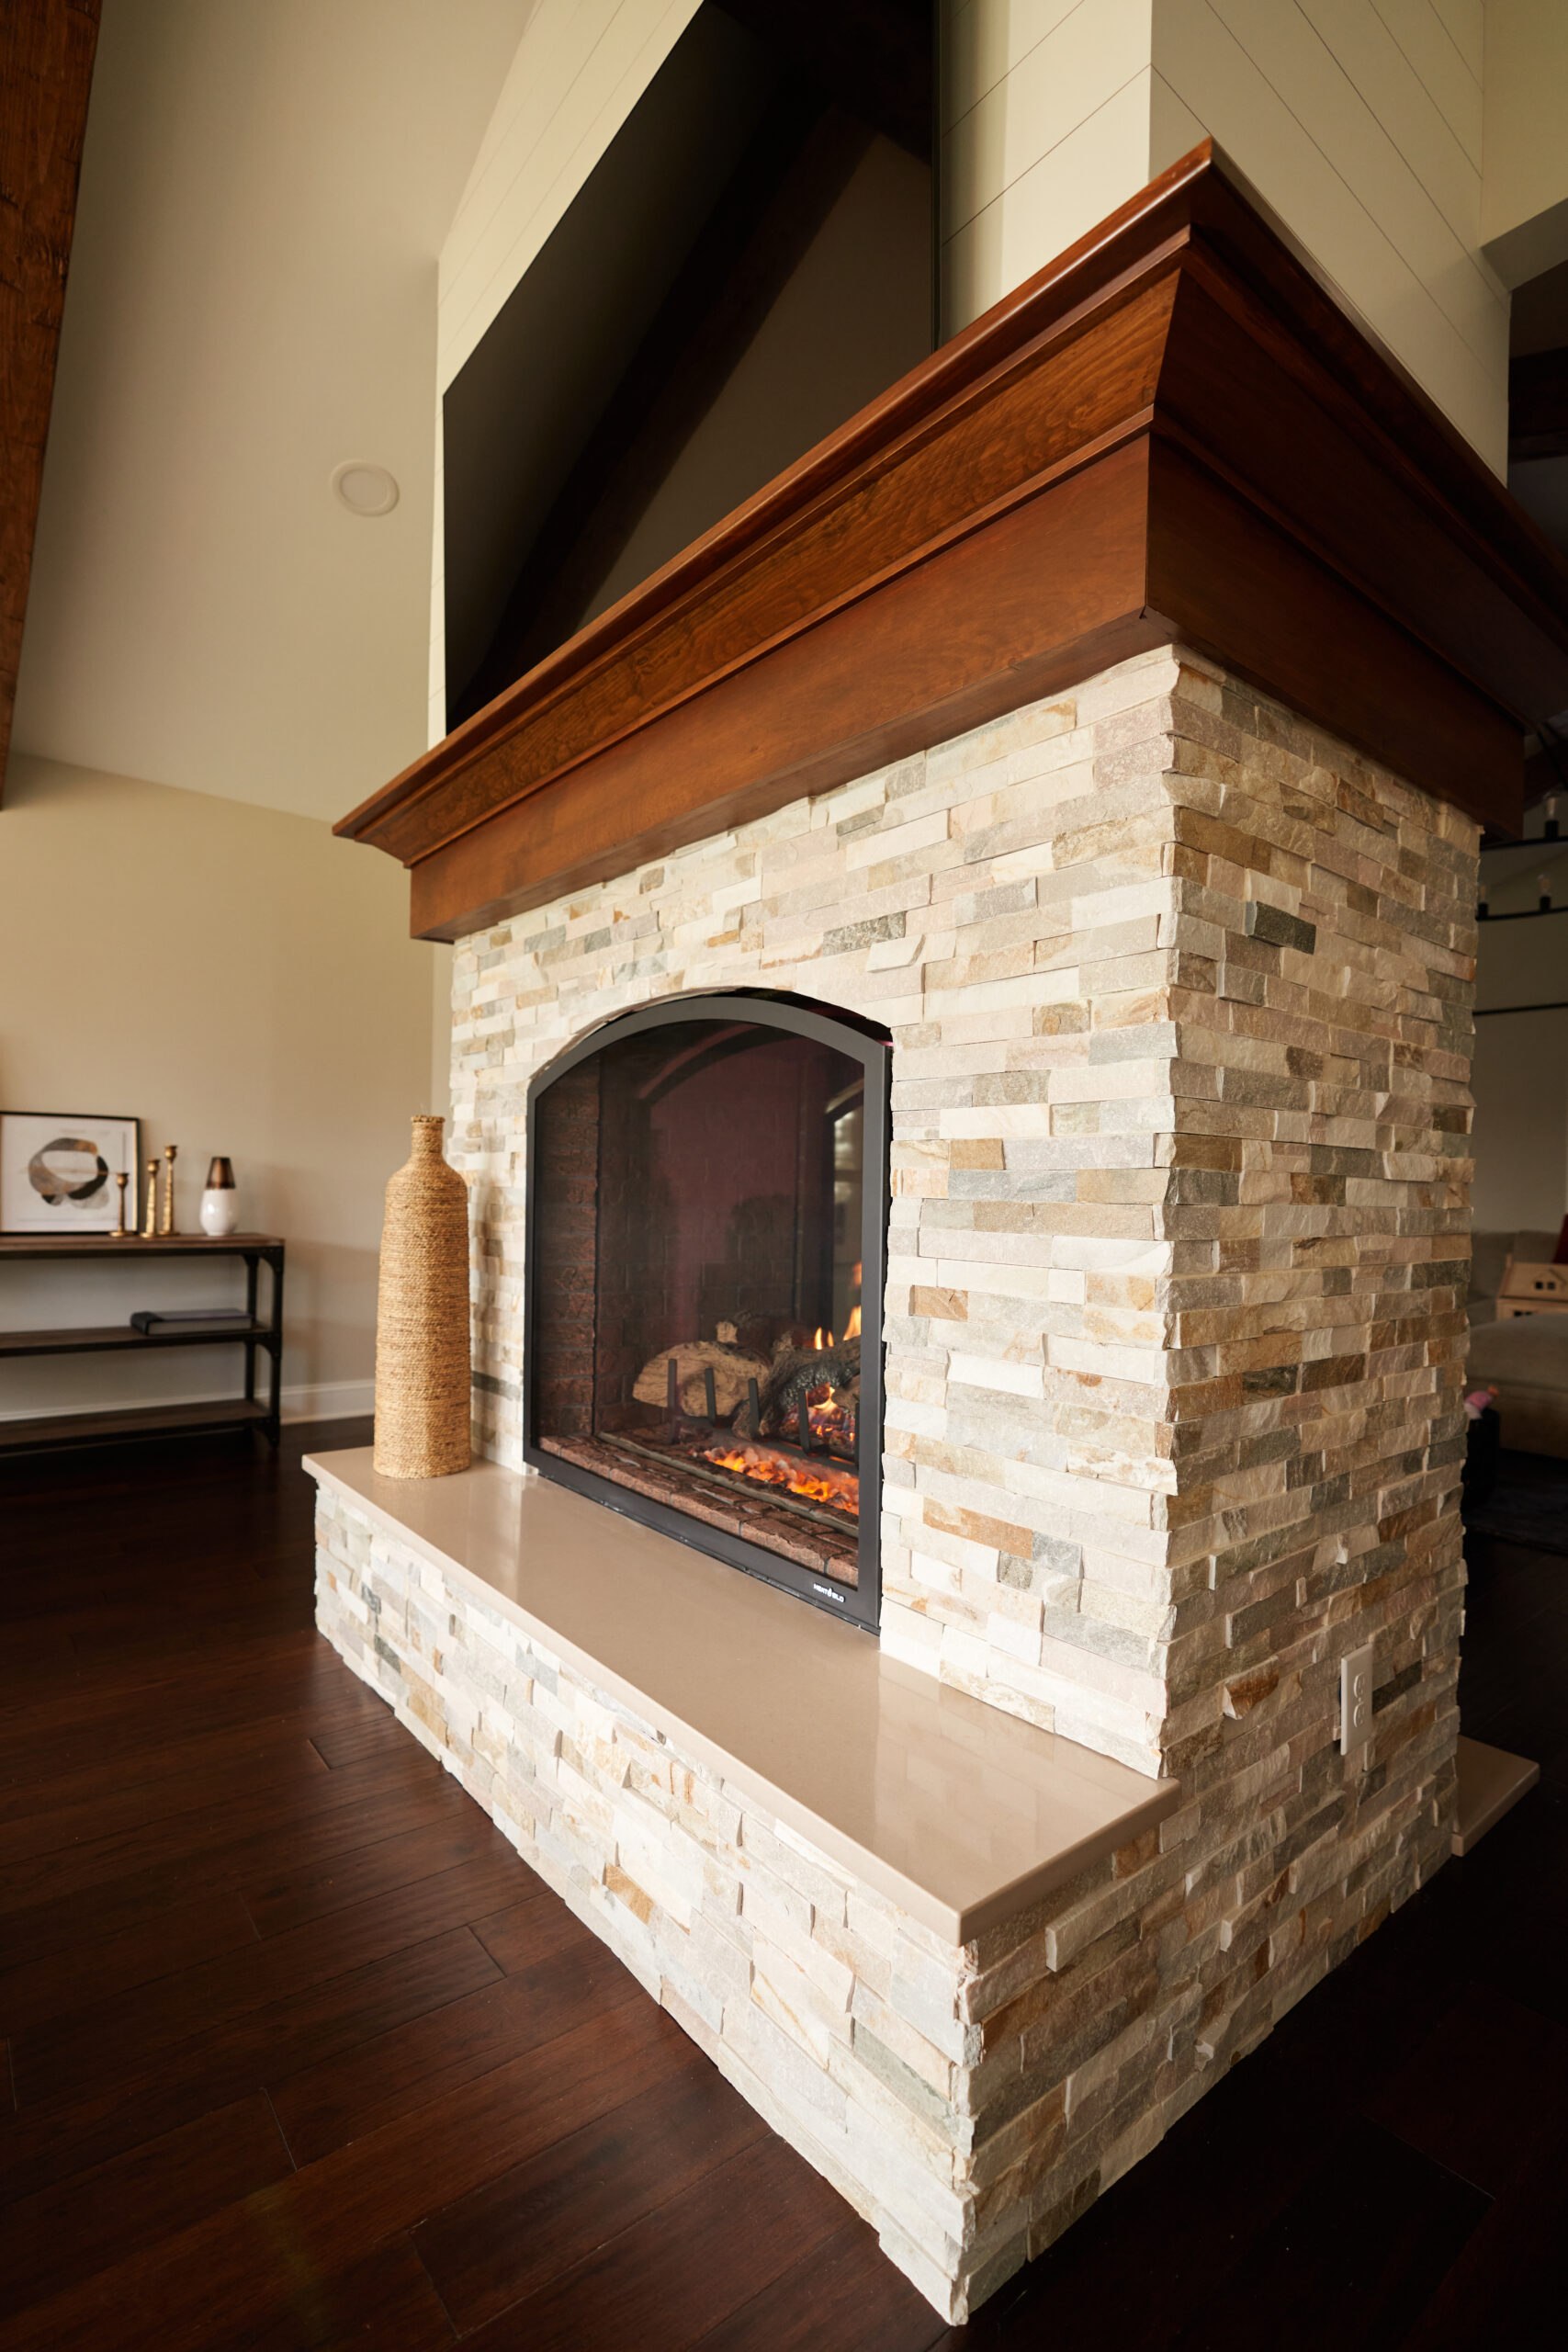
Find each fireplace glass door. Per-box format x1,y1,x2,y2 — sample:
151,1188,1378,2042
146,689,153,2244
525,994,888,1627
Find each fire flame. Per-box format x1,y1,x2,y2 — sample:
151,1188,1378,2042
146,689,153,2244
702,1440,858,1516
843,1305,862,1340
798,1378,855,1448
807,1398,855,1444
812,1327,833,1350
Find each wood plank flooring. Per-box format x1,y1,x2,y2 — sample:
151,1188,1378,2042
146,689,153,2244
2,1421,1564,2347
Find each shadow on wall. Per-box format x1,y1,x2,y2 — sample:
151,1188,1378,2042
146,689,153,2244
464,1173,509,1419
1470,1009,1568,1230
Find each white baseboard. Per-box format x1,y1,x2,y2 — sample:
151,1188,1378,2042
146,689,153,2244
0,1378,375,1424
280,1381,375,1424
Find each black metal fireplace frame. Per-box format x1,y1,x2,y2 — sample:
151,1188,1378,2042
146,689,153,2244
523,989,891,1633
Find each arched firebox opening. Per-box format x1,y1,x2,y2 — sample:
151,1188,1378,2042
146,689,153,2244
525,991,889,1629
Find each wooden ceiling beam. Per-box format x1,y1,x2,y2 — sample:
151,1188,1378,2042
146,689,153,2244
0,0,101,803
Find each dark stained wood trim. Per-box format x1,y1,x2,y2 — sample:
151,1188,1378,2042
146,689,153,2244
1510,345,1568,464
0,0,101,804
1145,434,1520,821
412,445,1161,935
339,141,1568,941
357,267,1187,869
1523,731,1568,818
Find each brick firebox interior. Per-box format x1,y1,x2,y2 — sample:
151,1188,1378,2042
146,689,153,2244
310,642,1474,2319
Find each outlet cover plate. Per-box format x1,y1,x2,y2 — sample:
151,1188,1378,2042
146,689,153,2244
1340,1643,1375,1758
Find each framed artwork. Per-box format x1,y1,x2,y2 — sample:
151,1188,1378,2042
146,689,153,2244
0,1111,142,1234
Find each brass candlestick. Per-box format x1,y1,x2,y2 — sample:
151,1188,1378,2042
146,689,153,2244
161,1143,178,1235
110,1170,130,1238
141,1159,159,1238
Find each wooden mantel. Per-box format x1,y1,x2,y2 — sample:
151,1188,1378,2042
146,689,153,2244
339,141,1568,944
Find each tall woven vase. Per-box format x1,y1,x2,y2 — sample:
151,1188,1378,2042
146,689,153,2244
374,1115,471,1477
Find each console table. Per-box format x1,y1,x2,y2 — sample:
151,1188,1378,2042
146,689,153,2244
0,1234,285,1454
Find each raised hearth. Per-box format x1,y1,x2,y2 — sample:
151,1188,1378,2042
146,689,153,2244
307,1445,1179,1939
310,1442,1186,2318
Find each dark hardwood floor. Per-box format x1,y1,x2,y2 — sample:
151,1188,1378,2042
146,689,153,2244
1,1424,1563,2348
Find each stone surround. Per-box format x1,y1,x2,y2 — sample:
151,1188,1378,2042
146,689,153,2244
450,644,1478,1773
313,642,1477,2318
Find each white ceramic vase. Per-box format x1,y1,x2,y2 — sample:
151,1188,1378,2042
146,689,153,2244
200,1156,239,1236
199,1189,239,1236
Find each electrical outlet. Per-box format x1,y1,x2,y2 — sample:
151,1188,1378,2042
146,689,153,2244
1340,1643,1375,1759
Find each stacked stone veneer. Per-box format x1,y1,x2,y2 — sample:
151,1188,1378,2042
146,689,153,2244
316,642,1478,2319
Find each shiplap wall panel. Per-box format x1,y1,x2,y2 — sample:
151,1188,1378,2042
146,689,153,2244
1373,0,1483,168
437,0,702,392
943,0,1153,252
1436,0,1483,85
942,0,1506,471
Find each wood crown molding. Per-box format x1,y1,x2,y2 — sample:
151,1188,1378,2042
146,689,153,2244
338,141,1568,942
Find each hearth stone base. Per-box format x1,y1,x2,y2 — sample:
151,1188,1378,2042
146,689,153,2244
310,1472,1033,2317
312,1454,1452,2323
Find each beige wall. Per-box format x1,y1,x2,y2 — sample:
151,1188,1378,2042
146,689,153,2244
1471,841,1568,1233
1482,0,1568,284
942,0,1158,334
942,0,1510,473
1470,1004,1568,1234
0,758,441,1422
13,0,530,824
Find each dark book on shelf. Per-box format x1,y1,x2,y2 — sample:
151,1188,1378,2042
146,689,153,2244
130,1309,254,1334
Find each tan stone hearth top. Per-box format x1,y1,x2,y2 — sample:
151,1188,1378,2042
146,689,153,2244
306,1448,1181,1943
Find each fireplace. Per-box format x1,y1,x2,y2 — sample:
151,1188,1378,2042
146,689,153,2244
524,991,889,1627
314,146,1568,2323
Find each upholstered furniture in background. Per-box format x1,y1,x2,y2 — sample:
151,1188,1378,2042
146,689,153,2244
1470,1230,1568,1458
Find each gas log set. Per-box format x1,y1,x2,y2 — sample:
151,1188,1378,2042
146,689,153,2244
525,998,888,1618
543,1315,863,1585
649,1320,861,1510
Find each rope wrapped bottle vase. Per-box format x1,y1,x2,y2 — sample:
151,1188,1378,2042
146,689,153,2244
374,1114,471,1477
